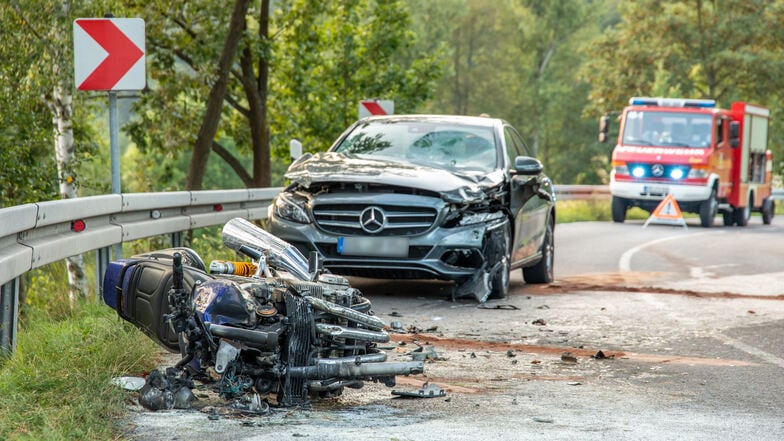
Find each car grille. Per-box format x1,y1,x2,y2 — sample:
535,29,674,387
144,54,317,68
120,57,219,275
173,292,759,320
312,204,437,236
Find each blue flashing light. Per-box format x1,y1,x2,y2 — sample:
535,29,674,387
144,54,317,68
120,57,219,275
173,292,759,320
629,97,715,108
631,166,646,178
670,168,684,180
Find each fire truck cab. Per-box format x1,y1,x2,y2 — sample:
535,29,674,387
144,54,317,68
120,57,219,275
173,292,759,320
600,97,775,227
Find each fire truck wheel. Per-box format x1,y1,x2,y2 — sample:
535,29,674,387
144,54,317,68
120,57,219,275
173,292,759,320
699,189,718,228
722,211,735,226
611,197,627,223
762,198,775,225
734,205,751,227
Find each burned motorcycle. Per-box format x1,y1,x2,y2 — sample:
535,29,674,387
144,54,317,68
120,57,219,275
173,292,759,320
102,217,423,409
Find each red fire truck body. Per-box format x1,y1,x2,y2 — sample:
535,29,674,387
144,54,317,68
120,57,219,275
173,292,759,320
603,97,774,227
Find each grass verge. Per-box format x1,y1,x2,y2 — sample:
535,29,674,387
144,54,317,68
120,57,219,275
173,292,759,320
0,302,160,441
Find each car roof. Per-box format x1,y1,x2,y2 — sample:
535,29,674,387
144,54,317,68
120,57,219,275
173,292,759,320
357,114,504,128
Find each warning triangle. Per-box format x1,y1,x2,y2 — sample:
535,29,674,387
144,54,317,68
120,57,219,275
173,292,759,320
643,194,687,228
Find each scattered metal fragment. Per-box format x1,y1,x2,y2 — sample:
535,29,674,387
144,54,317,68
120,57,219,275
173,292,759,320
392,382,446,399
478,304,519,310
390,320,404,332
533,417,554,423
560,352,578,364
506,349,516,358
532,318,547,326
411,346,443,361
592,350,614,360
567,381,582,386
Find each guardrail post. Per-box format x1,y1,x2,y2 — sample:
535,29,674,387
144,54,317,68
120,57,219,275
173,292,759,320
1,278,19,356
171,231,183,248
96,247,111,300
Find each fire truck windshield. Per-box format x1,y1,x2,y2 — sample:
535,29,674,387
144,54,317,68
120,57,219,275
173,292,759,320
622,111,712,148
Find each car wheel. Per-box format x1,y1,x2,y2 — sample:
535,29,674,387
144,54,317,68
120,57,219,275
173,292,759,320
699,188,717,228
611,197,627,223
722,210,734,226
523,219,554,284
488,222,511,299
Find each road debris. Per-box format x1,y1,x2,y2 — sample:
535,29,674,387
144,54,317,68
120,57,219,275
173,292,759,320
560,352,578,364
392,382,446,399
532,318,547,326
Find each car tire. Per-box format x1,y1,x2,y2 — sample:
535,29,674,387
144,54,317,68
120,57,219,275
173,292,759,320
488,222,511,299
699,188,717,228
611,197,627,223
722,211,735,226
523,218,554,284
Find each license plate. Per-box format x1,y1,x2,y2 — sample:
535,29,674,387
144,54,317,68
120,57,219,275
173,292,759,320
337,236,409,258
644,185,669,196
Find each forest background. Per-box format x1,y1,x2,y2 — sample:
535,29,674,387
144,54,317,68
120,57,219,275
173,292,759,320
3,0,784,209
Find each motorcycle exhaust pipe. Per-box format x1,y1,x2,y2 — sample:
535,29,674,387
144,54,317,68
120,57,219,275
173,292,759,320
313,353,387,365
288,361,425,380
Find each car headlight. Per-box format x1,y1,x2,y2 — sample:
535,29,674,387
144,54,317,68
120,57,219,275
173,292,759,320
272,192,310,224
457,210,505,227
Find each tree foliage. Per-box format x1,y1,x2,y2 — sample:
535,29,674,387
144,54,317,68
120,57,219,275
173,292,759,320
2,0,784,200
581,0,784,173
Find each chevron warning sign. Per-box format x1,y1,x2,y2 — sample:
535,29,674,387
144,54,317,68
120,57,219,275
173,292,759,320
359,100,394,118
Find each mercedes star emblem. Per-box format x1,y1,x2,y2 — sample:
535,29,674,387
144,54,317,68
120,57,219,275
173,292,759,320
360,206,386,233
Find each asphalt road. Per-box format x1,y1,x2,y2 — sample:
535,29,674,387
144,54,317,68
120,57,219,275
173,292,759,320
126,215,784,441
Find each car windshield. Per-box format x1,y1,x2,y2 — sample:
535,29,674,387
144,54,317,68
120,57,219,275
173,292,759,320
622,110,713,148
333,120,498,173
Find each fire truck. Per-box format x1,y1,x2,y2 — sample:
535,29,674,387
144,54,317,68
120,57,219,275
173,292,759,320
599,97,775,227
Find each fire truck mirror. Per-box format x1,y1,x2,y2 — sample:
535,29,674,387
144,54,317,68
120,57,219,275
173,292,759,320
599,115,610,143
729,121,740,148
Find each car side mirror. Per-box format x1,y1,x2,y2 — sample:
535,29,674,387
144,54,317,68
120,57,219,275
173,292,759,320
290,139,303,161
729,121,740,148
514,156,543,175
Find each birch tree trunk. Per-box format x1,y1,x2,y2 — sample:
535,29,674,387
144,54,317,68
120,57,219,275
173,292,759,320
50,37,87,306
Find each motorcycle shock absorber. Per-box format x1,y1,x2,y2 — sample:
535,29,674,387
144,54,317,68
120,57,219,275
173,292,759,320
209,260,258,277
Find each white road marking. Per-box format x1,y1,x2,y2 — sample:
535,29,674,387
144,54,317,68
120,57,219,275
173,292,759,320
618,231,717,272
719,335,784,368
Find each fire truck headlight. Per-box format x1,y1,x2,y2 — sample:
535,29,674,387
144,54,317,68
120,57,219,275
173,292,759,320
670,168,684,180
631,166,646,178
613,164,629,176
687,167,708,179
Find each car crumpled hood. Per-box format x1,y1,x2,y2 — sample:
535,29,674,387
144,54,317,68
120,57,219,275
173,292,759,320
285,152,504,202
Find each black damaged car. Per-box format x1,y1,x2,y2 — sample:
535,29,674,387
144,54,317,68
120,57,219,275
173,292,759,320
267,114,555,302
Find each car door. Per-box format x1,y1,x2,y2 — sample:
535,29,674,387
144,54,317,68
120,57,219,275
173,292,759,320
505,126,551,265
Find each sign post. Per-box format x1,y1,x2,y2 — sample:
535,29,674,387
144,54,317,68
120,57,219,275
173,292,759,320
74,17,145,260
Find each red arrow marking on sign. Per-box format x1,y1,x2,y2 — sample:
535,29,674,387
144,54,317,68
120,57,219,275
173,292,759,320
362,101,387,115
76,20,143,90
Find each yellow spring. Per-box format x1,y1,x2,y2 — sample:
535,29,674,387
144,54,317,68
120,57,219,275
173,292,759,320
228,261,257,277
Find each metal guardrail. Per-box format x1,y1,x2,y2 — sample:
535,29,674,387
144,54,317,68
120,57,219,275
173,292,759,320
554,185,784,201
0,188,281,354
1,184,782,354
